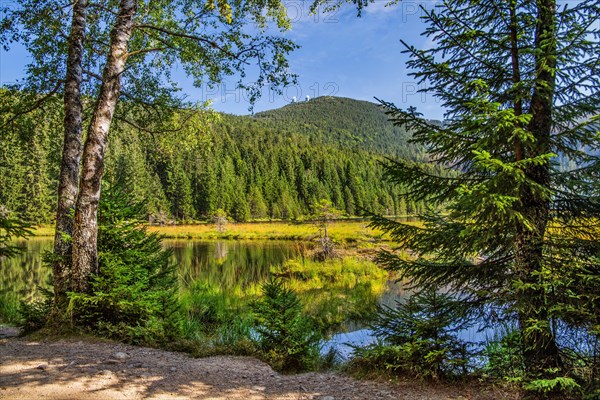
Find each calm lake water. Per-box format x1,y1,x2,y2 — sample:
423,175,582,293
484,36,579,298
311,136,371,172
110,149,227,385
1,238,408,354
0,238,302,296
166,239,299,289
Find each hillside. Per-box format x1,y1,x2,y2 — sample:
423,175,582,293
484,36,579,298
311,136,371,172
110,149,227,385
0,93,433,223
253,96,426,160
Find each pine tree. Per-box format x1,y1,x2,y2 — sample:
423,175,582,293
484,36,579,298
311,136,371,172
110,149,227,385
165,156,195,221
0,205,32,259
369,1,599,397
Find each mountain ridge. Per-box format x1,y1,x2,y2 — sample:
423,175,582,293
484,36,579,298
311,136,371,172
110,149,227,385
0,92,431,223
250,96,425,160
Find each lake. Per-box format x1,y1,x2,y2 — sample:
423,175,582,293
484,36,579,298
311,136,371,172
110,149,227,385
0,238,408,354
0,238,303,297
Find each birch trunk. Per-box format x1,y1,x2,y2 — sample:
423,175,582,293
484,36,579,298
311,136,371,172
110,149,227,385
52,0,87,308
71,0,137,293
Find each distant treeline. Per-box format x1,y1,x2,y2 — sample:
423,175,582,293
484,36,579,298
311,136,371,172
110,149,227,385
0,92,445,223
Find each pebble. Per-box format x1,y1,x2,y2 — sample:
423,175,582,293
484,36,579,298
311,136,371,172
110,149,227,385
99,370,113,376
36,364,49,371
170,367,177,372
322,397,335,400
113,352,130,361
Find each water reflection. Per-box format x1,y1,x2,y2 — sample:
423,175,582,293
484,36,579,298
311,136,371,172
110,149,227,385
1,238,400,338
0,238,53,303
167,240,299,290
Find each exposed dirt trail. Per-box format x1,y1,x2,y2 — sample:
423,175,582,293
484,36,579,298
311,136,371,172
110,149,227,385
0,329,516,400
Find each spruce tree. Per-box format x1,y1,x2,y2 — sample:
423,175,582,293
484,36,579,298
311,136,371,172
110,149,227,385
369,0,599,396
0,206,31,259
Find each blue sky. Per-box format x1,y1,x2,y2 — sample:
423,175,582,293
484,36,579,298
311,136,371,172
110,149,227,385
200,0,446,118
0,0,446,119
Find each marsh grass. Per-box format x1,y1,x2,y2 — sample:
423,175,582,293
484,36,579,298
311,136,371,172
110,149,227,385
0,292,20,324
148,221,389,243
33,220,425,244
178,255,389,340
30,225,54,236
272,257,389,331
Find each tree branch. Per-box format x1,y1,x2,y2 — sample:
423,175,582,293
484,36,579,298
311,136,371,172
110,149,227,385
135,24,249,64
0,80,64,128
127,47,167,57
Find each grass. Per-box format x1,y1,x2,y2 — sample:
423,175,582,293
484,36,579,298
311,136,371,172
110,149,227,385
0,292,21,324
178,254,391,337
31,219,424,244
147,220,383,242
174,254,392,365
272,256,388,289
272,256,390,331
30,225,55,237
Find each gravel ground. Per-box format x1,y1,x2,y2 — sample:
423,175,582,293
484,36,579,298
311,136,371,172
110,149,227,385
0,328,517,400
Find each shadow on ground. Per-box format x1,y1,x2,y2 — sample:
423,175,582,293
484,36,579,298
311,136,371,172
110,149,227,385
0,336,517,400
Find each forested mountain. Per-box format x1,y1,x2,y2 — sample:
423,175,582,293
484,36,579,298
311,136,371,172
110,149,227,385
255,96,428,160
1,93,435,223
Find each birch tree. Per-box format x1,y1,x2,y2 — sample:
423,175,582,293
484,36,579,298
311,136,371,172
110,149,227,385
2,0,296,296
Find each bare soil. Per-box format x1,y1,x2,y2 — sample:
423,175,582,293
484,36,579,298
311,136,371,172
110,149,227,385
0,328,517,400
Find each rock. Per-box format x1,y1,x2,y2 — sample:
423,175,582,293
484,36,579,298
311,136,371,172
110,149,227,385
36,364,49,371
170,367,177,372
105,359,121,365
112,352,129,361
99,370,113,376
0,327,20,338
322,397,335,400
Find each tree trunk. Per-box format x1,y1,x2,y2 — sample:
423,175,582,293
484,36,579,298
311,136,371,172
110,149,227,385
509,0,524,162
52,0,87,311
514,0,561,389
71,0,137,293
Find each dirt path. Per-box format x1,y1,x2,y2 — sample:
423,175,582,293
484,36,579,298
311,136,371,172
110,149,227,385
0,332,515,400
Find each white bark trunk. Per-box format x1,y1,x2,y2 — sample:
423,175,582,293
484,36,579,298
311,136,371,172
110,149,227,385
53,0,88,306
71,0,137,293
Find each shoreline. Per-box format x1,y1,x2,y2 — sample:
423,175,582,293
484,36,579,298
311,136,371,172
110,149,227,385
30,220,398,243
0,332,518,400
